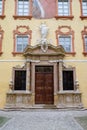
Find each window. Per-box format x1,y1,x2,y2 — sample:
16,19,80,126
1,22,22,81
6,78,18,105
0,26,4,55
58,0,70,16
56,26,75,55
55,0,73,19
80,0,87,19
81,27,87,55
0,0,2,15
13,0,32,19
0,0,5,19
82,0,87,16
59,36,71,52
17,0,29,16
63,70,74,90
16,35,28,52
14,70,26,90
84,35,87,51
13,26,32,55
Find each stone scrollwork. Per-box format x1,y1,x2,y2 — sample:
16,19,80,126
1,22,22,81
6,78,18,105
41,39,48,53
39,22,49,53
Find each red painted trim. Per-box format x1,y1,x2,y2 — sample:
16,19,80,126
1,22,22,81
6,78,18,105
83,52,87,56
13,15,32,20
55,0,74,20
81,26,87,55
13,26,32,55
55,16,74,20
0,26,4,55
13,0,32,20
80,16,87,20
55,26,75,56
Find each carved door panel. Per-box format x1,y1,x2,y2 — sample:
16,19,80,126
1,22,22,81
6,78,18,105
45,73,54,104
35,66,54,104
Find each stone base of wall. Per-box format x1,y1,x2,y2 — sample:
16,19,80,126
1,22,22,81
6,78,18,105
5,91,83,109
5,91,32,109
57,91,83,108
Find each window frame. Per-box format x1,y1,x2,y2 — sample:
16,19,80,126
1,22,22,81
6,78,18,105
55,0,74,20
55,26,75,55
58,35,72,52
16,35,29,52
81,26,87,55
12,67,27,91
80,0,87,20
0,0,5,19
12,26,32,56
62,67,76,91
13,0,32,19
0,26,4,55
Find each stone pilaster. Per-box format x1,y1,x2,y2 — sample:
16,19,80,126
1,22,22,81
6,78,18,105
59,61,63,91
26,62,31,91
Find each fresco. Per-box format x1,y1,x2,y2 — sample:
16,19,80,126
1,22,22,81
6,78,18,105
32,0,56,19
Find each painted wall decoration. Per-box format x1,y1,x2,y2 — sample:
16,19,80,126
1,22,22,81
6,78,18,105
32,0,56,19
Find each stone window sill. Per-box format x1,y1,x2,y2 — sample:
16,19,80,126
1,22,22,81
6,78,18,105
80,16,87,20
12,52,23,56
0,15,5,19
55,15,74,20
83,52,87,56
13,15,32,20
66,52,76,56
0,52,3,55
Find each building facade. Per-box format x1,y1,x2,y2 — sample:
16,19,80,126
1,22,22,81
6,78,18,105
0,0,87,109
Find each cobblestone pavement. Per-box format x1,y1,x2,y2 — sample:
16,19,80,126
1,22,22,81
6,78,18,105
0,109,87,130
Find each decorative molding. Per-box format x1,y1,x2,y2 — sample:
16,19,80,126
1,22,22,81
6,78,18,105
1,59,87,63
55,26,75,56
0,59,40,63
12,26,32,55
23,44,65,60
81,26,87,55
13,26,32,37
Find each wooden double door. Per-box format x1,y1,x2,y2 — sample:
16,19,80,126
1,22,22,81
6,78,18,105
35,66,54,104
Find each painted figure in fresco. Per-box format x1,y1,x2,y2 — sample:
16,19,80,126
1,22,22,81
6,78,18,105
32,0,56,19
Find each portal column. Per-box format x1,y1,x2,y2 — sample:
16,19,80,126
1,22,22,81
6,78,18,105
26,62,31,91
59,61,63,91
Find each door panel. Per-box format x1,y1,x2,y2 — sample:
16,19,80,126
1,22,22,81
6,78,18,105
35,66,54,104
